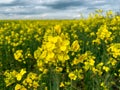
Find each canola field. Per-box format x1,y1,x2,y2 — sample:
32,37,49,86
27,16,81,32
0,11,120,90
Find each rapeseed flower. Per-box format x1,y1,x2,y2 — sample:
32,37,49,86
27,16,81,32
60,82,65,87
71,40,80,52
68,72,77,80
14,50,24,62
103,66,110,72
15,84,27,90
16,69,26,81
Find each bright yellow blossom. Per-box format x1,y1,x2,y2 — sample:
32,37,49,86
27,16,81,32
103,66,110,72
68,72,77,80
60,82,65,87
71,40,80,52
15,84,22,90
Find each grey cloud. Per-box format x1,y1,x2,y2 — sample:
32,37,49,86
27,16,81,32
42,0,85,10
0,0,15,4
0,7,52,16
0,0,120,19
0,0,35,7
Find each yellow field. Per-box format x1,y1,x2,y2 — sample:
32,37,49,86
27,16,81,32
0,11,120,90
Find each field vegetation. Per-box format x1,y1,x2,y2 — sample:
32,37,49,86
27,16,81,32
0,10,120,90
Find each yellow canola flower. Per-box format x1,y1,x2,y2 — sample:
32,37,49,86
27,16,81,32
46,51,55,60
43,69,48,74
107,43,120,58
107,57,117,66
111,59,117,66
57,53,69,62
22,72,39,89
103,66,110,72
92,67,98,74
60,45,67,51
84,62,90,71
72,58,80,65
4,70,18,87
47,36,58,43
55,67,63,73
97,62,104,69
20,69,26,75
30,73,38,80
89,59,95,66
33,81,39,89
26,77,32,84
60,82,65,87
71,40,80,52
90,32,95,37
98,70,103,76
12,70,18,76
16,69,26,81
16,74,22,81
59,40,70,51
40,50,47,59
92,38,101,45
15,84,27,90
44,42,55,50
54,25,61,34
14,50,24,62
68,72,77,80
96,24,112,43
15,84,21,90
34,47,42,60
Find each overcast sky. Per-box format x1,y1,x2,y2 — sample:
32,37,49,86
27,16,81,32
0,0,120,19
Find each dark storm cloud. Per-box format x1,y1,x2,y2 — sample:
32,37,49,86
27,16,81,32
42,0,85,10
